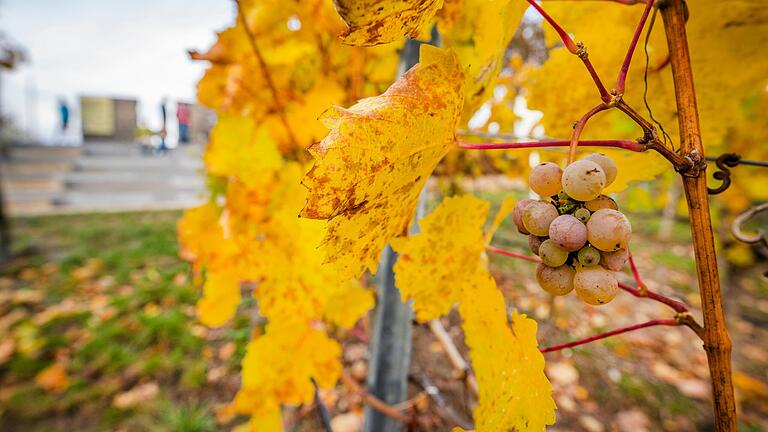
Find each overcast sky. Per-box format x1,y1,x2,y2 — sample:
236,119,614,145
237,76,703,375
0,0,234,144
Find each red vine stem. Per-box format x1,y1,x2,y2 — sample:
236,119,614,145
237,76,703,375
617,282,688,314
615,0,656,94
569,103,610,163
526,0,577,53
540,319,678,353
627,248,646,289
486,245,542,263
527,0,611,102
458,139,645,152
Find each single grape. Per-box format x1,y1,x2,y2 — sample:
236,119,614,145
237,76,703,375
557,191,570,202
585,195,618,212
574,267,618,305
536,264,575,296
529,235,544,256
601,248,629,271
522,201,559,237
574,207,591,223
529,162,563,197
561,159,606,201
586,209,632,251
584,153,618,186
577,246,601,267
548,214,587,252
538,239,569,267
512,198,536,234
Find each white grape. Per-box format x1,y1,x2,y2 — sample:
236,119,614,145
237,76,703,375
574,207,591,223
522,201,559,237
586,209,632,251
512,198,536,234
585,195,618,212
561,160,606,201
574,267,618,305
536,264,576,296
538,239,569,267
548,214,588,252
584,153,618,186
577,246,601,267
529,235,544,256
601,248,629,271
529,162,563,197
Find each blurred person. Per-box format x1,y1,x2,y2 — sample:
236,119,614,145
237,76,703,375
158,97,168,154
176,102,190,144
58,97,69,132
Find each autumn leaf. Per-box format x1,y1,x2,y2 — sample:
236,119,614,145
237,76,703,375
333,0,444,46
234,322,342,419
301,45,464,278
112,382,159,409
458,273,556,431
35,362,69,392
197,272,242,327
177,202,240,273
484,195,516,242
391,195,490,321
204,114,283,186
438,0,528,119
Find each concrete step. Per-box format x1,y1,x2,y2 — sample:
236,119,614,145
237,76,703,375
1,160,73,175
65,181,204,194
82,143,143,157
6,146,81,160
1,176,63,193
6,199,54,215
2,189,58,201
73,156,203,172
54,191,204,209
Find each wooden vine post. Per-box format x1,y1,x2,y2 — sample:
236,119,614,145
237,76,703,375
660,0,736,429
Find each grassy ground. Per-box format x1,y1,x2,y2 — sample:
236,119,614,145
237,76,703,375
0,211,246,432
0,208,766,431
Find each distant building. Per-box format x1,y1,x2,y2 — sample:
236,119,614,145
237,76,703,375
80,96,137,142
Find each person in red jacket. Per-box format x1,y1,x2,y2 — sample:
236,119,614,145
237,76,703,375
176,102,190,144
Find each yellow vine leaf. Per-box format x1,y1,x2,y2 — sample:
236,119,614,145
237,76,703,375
177,202,239,273
333,0,444,46
458,273,556,431
224,163,373,327
300,45,464,278
234,322,342,422
438,0,528,119
204,115,282,186
324,279,376,328
484,195,516,243
197,272,242,327
600,149,669,194
391,195,490,321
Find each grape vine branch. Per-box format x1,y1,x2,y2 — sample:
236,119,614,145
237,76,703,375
475,0,736,428
660,0,736,429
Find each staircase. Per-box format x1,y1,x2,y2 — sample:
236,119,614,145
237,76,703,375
1,142,206,216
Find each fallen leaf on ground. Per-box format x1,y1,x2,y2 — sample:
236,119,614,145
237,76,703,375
112,382,159,409
35,363,69,392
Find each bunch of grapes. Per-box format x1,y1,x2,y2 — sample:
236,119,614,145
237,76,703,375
512,153,632,305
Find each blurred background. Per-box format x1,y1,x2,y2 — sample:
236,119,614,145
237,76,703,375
0,1,766,431
0,0,232,215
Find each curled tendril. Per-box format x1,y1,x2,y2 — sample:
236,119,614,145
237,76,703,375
732,203,768,248
707,153,741,194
